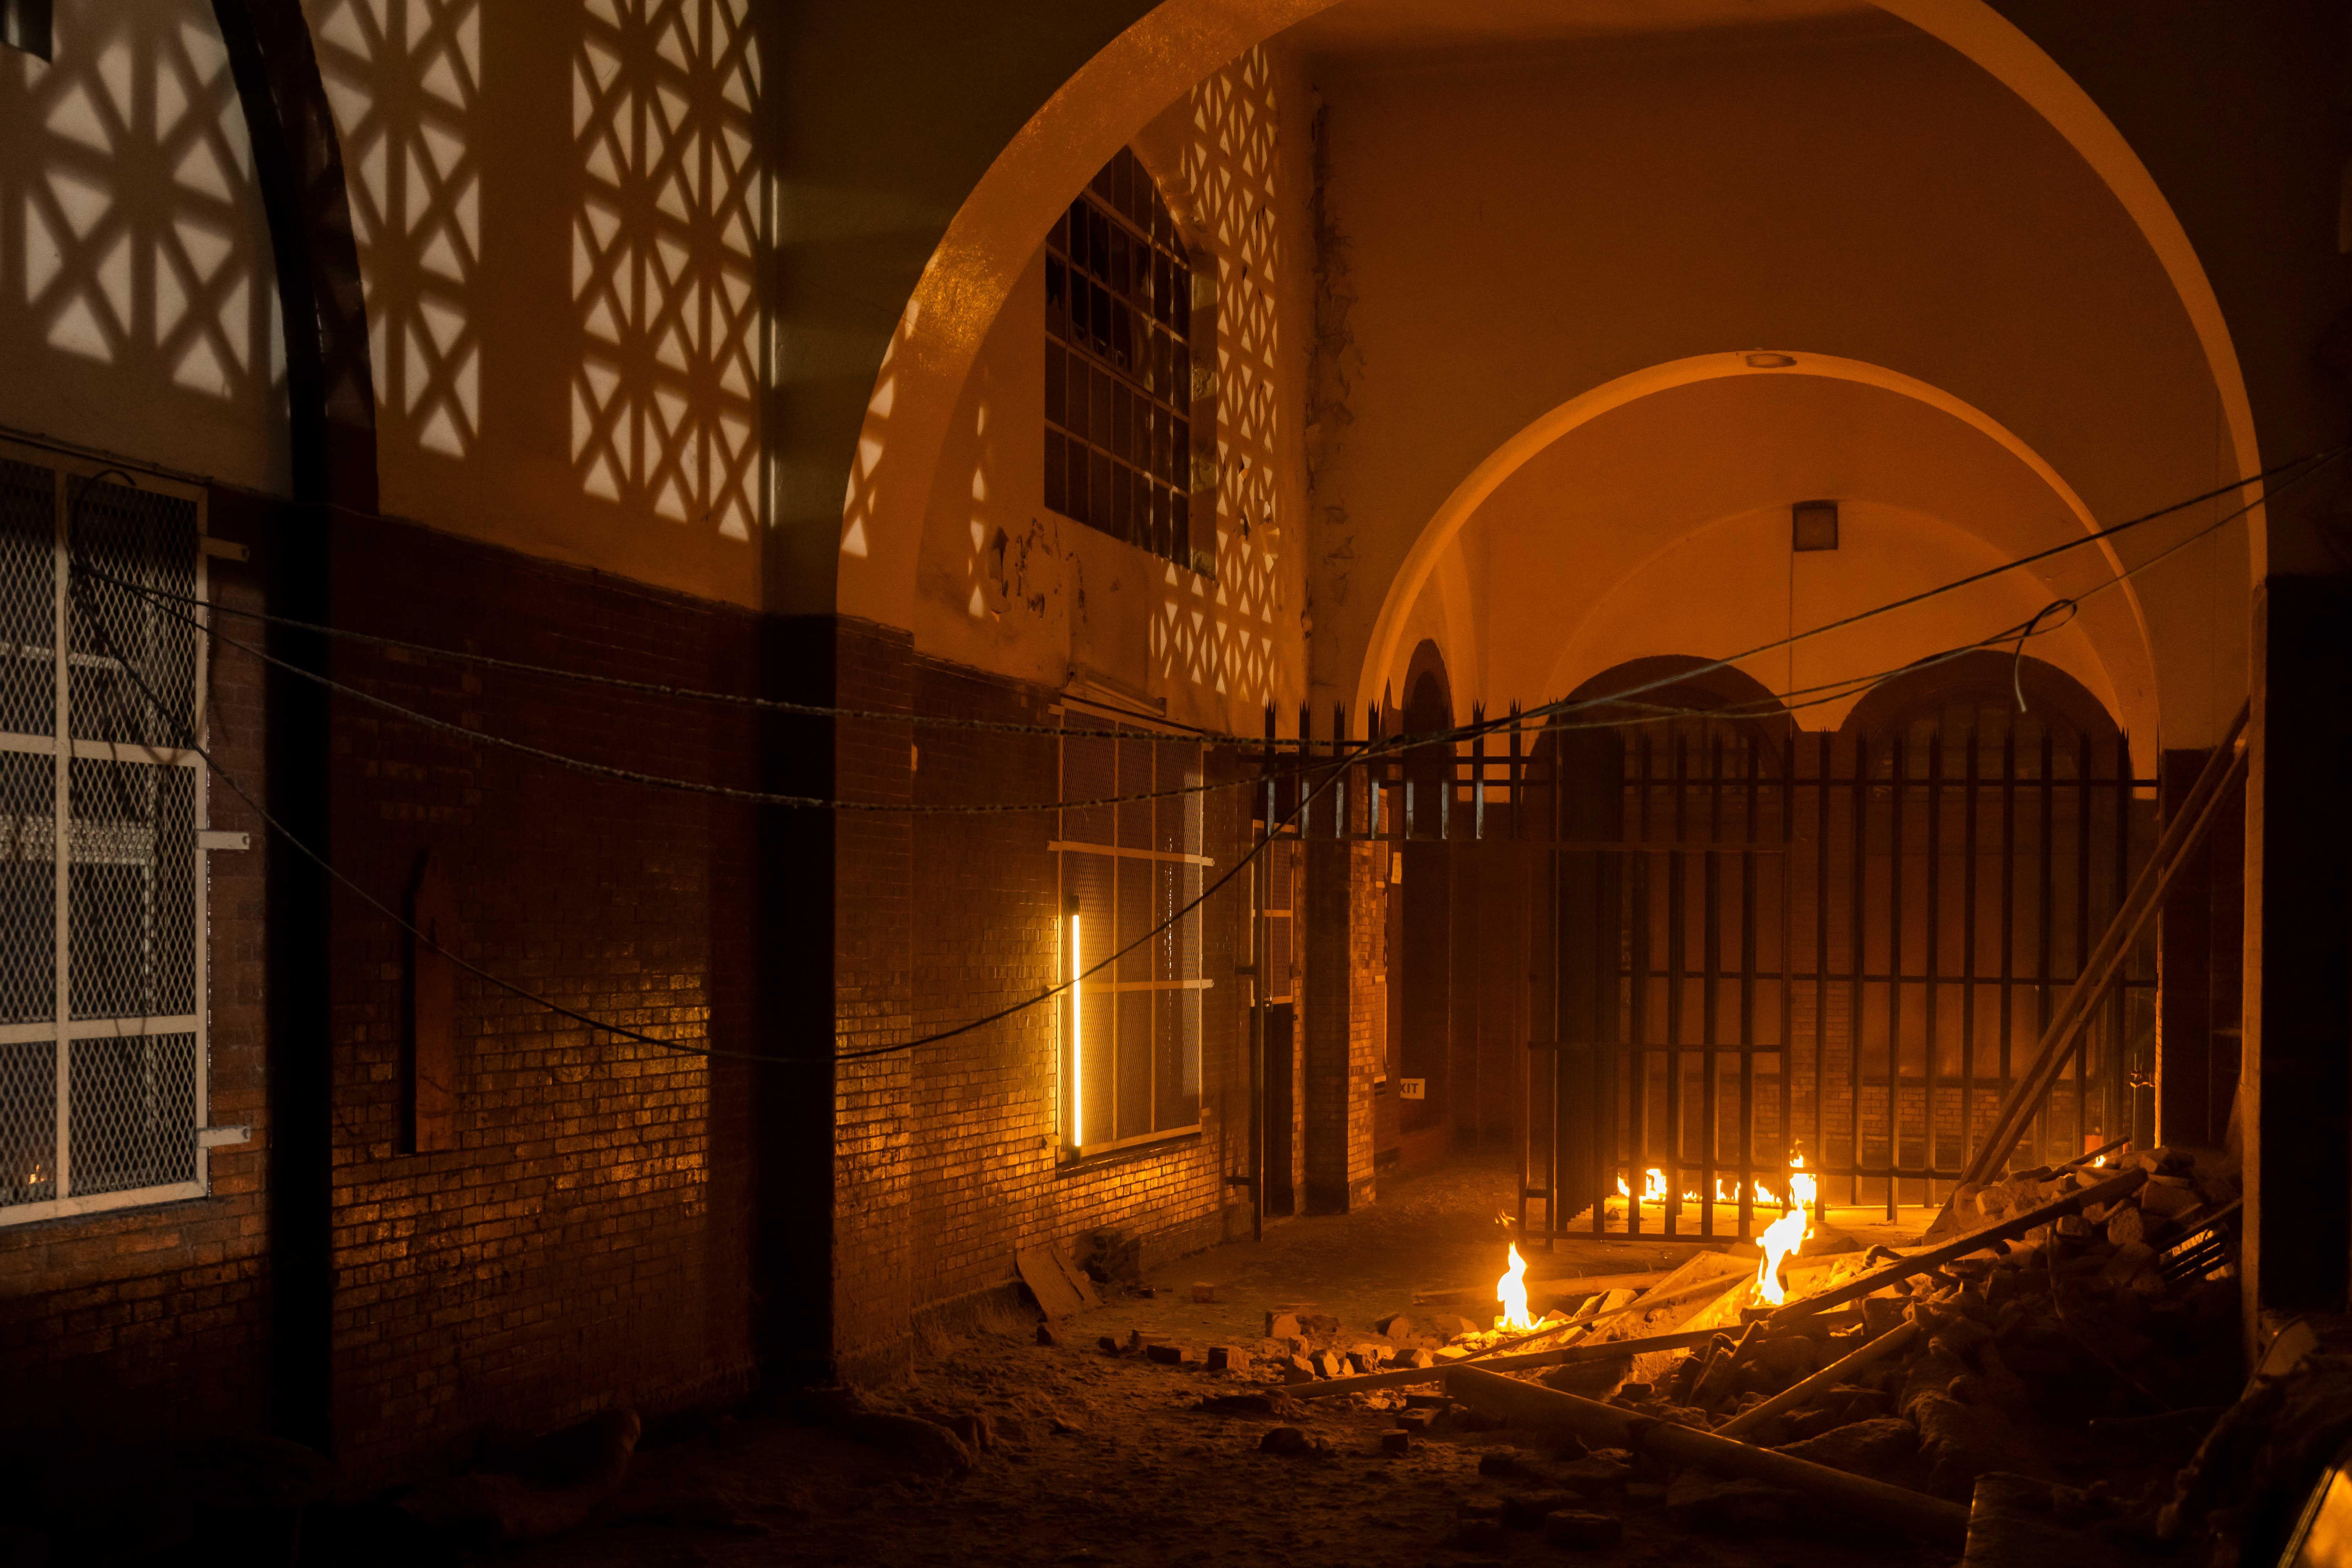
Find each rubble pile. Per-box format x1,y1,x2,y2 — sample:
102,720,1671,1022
1101,1142,2321,1566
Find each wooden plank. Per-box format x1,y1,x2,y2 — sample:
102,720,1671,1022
1283,1305,1864,1400
1445,1367,1969,1544
1767,1165,2148,1326
1048,1245,1103,1310
1016,1246,1085,1319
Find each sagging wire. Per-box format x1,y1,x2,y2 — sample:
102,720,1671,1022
77,447,2334,755
59,446,2336,1067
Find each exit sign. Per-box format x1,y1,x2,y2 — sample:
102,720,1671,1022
1399,1078,1426,1100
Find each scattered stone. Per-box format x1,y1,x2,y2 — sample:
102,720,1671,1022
2100,1241,2156,1288
2105,1205,2147,1248
1501,1492,1585,1529
1125,1329,1146,1351
1259,1426,1317,1456
1665,1473,1798,1532
1381,1431,1411,1455
1206,1345,1252,1373
1302,1312,1342,1335
1774,1416,1920,1486
1397,1410,1433,1434
1310,1350,1346,1379
1278,1354,1317,1384
1198,1391,1301,1418
1264,1311,1301,1339
1146,1343,1202,1366
1096,1335,1123,1356
1551,1455,1634,1505
1346,1346,1390,1374
1400,1347,1436,1369
1477,1447,1527,1477
1542,1510,1624,1548
945,1413,994,1453
1035,1323,1063,1347
1428,1313,1480,1338
1132,1285,1158,1299
1376,1313,1418,1340
1190,1282,1218,1303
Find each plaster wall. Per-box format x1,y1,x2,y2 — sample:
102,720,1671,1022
301,0,763,608
1303,23,2245,746
0,0,289,493
1410,374,2178,743
908,48,1312,735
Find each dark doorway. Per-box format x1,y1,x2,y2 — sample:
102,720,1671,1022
1264,1002,1295,1216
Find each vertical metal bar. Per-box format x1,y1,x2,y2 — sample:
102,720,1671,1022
1629,729,1653,1236
1472,706,1487,841
1334,703,1350,841
1666,730,1688,1234
2074,730,2093,1155
1924,730,1943,1202
1850,733,1868,1209
1886,735,1905,1220
2112,730,2132,1148
1740,735,1760,1241
1701,733,1723,1234
1814,730,1829,1182
1961,730,1980,1171
1999,723,2017,1174
2035,728,2056,1166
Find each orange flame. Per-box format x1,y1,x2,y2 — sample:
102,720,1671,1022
1496,1243,1534,1331
1755,1157,1817,1305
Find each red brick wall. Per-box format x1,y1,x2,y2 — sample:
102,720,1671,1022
897,655,1251,1319
0,487,273,1455
320,513,762,1487
1303,838,1382,1211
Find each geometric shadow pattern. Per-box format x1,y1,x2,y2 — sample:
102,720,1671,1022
0,1,279,404
1155,47,1285,712
313,0,481,458
572,0,758,540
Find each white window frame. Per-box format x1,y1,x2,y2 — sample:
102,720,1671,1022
0,438,215,1226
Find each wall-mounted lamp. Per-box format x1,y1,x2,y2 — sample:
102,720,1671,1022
1067,894,1084,1150
1793,500,1840,553
1745,351,1798,369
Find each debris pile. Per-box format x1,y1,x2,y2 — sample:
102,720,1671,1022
1106,1141,2304,1565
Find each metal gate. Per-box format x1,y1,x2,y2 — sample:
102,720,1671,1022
1522,701,2157,1242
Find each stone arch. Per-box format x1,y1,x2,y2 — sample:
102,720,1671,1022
834,0,2261,639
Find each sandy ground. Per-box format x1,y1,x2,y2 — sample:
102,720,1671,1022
333,1158,1965,1568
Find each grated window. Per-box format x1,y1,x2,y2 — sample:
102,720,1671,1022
1044,146,1215,577
0,449,211,1225
1055,720,1206,1155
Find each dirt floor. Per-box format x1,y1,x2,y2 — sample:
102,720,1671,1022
320,1156,1975,1568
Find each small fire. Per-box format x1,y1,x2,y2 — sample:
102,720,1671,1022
1496,1243,1535,1331
1755,1156,1818,1305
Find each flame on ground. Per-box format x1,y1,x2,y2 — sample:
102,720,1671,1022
1497,1242,1535,1332
1755,1156,1818,1305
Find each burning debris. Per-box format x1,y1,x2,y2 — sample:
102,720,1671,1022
1101,1141,2286,1566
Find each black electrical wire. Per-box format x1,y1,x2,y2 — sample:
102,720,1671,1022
54,447,2333,1068
75,446,2332,753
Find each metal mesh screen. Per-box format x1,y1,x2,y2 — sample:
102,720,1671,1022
67,476,199,748
68,759,195,1020
0,458,53,740
0,751,54,1025
0,1041,56,1205
0,455,205,1219
68,1031,196,1195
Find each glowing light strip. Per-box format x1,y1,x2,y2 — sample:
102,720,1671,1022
1070,912,1083,1150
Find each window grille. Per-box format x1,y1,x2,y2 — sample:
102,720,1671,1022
1056,720,1209,1155
1044,146,1212,575
0,445,210,1225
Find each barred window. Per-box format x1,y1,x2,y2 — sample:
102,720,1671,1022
1055,720,1207,1155
1044,146,1214,576
0,450,211,1224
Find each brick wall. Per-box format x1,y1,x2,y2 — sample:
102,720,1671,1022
898,655,1251,1318
0,486,273,1457
1303,838,1382,1212
320,512,762,1487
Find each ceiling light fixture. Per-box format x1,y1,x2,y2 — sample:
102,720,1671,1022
1745,352,1798,369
